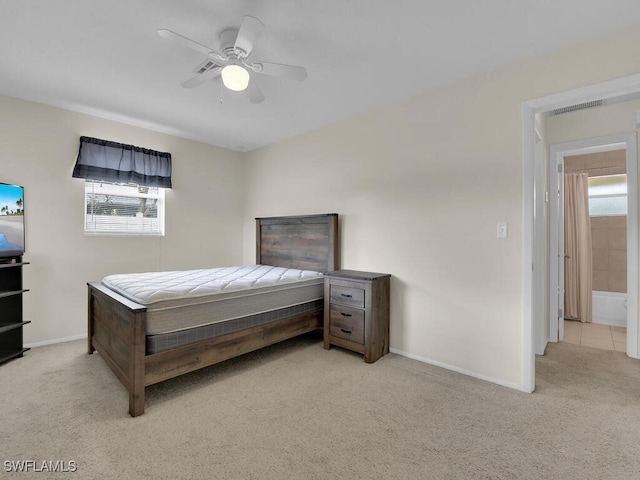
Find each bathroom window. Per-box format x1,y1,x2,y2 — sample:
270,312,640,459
588,174,627,216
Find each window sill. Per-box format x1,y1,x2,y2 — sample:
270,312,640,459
83,232,165,238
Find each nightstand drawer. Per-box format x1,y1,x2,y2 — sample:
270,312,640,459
329,285,365,308
329,304,364,344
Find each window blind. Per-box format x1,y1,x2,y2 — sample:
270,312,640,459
84,180,164,236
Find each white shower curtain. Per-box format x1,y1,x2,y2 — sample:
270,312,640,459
564,172,593,323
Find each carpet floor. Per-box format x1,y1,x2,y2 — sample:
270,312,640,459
1,334,639,479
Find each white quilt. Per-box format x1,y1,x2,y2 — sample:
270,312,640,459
102,265,324,307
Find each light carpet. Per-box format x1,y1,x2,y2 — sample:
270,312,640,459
1,334,639,479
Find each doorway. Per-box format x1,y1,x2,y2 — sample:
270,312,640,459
522,72,640,393
548,139,636,352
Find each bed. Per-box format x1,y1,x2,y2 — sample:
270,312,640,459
87,213,339,416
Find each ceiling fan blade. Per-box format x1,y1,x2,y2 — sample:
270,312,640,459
249,60,307,81
234,16,264,57
157,29,226,62
246,78,265,104
180,66,222,88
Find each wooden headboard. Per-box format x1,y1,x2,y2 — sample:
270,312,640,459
256,213,339,273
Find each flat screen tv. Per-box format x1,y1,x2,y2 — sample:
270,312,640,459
0,182,25,258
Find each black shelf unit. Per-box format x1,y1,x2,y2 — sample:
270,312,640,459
0,256,30,364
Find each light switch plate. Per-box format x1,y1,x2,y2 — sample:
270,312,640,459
497,222,508,239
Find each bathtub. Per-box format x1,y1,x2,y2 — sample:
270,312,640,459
592,291,627,327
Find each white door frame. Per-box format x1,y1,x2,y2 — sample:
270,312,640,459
522,72,640,393
533,116,547,356
548,137,638,348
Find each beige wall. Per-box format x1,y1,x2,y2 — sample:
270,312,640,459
565,150,626,175
547,100,640,145
243,24,640,388
0,95,244,345
591,216,627,293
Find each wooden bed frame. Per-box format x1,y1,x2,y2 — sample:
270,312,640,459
87,213,339,416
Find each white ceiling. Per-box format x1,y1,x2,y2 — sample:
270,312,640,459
1,1,640,152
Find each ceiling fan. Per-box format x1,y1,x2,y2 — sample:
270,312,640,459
157,15,307,104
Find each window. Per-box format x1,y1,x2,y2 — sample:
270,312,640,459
72,136,172,236
588,174,627,216
84,180,165,236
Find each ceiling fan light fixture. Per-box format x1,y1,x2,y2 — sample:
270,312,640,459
221,64,250,91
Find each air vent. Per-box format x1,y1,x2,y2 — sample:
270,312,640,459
552,100,605,115
193,60,218,74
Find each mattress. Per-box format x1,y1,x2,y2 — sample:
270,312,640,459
145,299,323,354
102,265,324,336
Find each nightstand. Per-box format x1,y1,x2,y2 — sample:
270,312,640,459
323,270,391,363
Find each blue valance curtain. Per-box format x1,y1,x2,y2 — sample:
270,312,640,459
72,136,172,188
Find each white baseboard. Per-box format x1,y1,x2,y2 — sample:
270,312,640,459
25,334,87,349
389,347,526,392
593,318,627,328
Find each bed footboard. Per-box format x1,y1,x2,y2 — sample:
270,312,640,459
88,281,323,417
87,282,147,416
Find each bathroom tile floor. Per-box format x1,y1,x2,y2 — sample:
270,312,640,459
562,319,626,352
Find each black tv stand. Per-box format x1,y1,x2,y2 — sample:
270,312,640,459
0,256,30,364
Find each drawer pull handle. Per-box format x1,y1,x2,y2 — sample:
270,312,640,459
340,293,353,298
341,328,352,334
340,312,352,317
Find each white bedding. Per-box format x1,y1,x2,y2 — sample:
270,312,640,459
102,265,325,335
102,265,323,306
